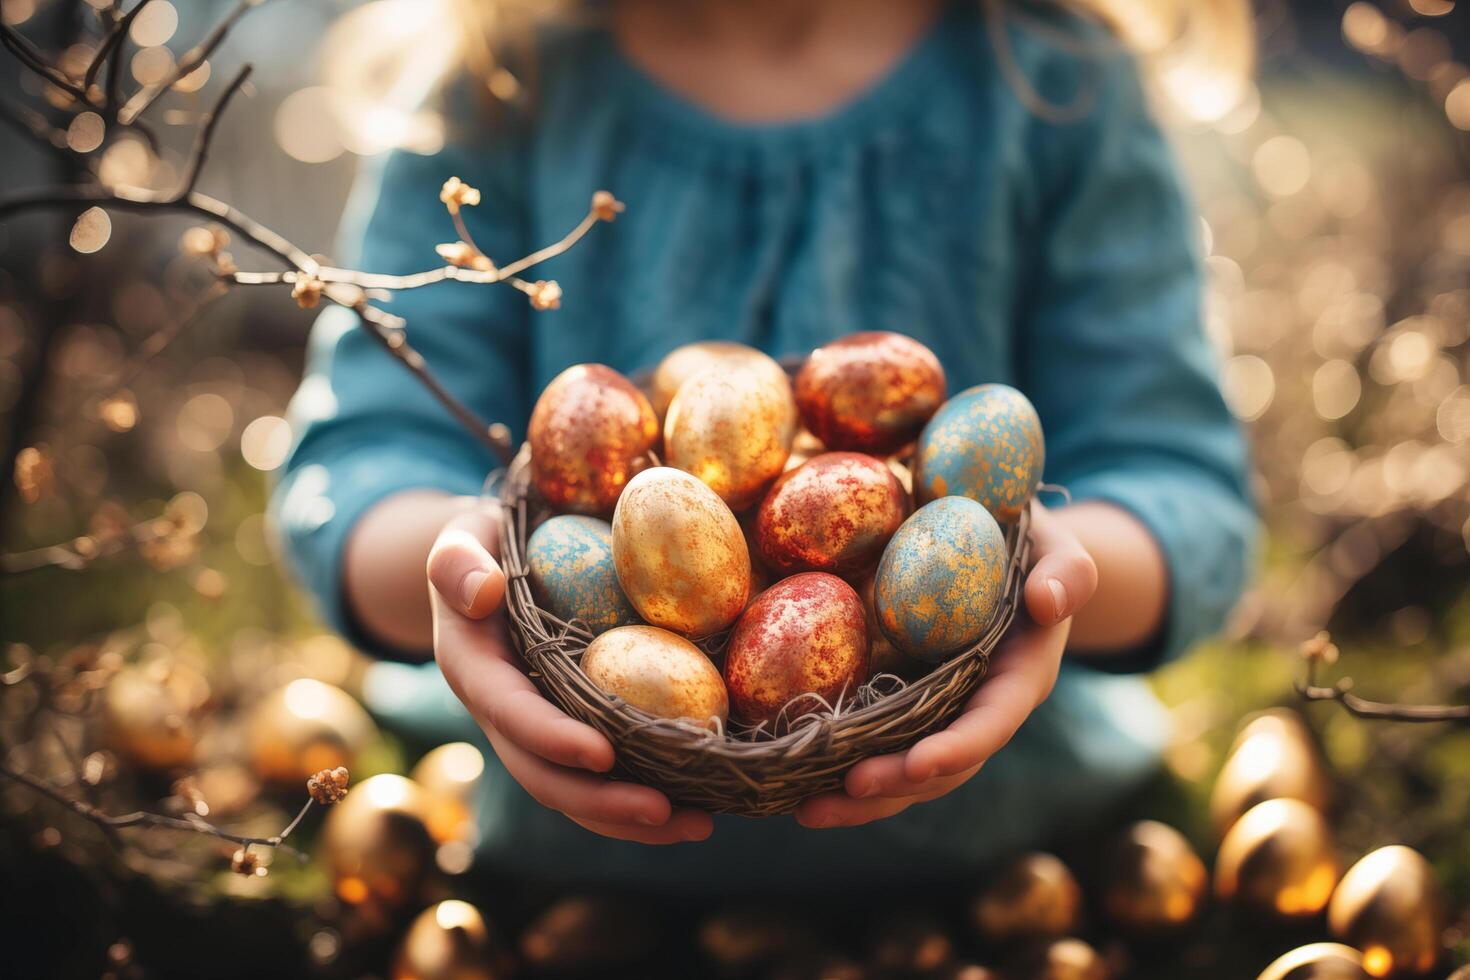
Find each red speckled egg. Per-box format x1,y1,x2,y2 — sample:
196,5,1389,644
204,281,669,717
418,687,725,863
723,573,869,728
650,341,788,420
528,364,659,515
795,332,945,455
755,452,909,578
665,366,798,510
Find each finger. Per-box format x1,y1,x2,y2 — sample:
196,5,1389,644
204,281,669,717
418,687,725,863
570,809,715,845
489,728,676,828
1023,504,1098,626
434,613,615,773
428,507,506,619
797,771,968,829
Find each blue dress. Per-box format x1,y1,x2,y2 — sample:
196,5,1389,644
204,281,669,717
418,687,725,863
275,3,1255,891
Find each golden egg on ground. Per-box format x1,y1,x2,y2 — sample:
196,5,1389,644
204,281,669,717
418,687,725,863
611,467,750,637
321,773,436,910
101,666,198,770
972,852,1083,944
528,363,659,515
664,365,798,510
1006,937,1111,980
409,742,485,844
1256,943,1370,980
581,626,729,729
1215,798,1339,919
1211,708,1331,837
1102,820,1208,933
392,900,502,980
1328,845,1447,978
246,678,377,788
650,341,789,419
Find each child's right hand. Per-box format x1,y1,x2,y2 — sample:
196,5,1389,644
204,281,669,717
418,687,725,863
426,502,715,844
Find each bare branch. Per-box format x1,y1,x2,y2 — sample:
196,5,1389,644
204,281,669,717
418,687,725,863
84,0,155,97
119,0,269,125
0,23,90,103
178,64,252,197
1296,632,1470,724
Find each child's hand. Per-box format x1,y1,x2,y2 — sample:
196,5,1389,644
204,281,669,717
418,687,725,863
794,502,1099,829
427,502,714,844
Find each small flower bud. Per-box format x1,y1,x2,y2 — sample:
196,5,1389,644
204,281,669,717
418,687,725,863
1299,630,1339,665
435,242,495,272
591,190,624,222
231,847,266,877
292,274,324,309
307,766,350,805
439,176,481,210
527,279,562,311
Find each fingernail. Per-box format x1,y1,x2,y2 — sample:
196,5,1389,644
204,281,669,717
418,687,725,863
851,779,876,799
636,812,663,827
1047,577,1069,620
459,569,489,612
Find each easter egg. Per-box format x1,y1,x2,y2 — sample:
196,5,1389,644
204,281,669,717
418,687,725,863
915,383,1044,523
1211,709,1330,837
650,341,788,419
972,852,1084,944
755,452,909,577
857,571,927,680
1328,846,1447,978
1215,798,1339,920
795,331,946,454
526,516,639,633
102,666,199,771
611,467,750,636
724,573,868,728
1257,944,1369,980
664,365,797,510
581,626,729,728
528,364,658,515
410,742,485,844
1101,821,1208,933
392,900,504,980
874,497,1007,662
322,773,436,909
247,677,377,787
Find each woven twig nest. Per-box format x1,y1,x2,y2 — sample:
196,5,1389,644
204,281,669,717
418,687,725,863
498,446,1032,817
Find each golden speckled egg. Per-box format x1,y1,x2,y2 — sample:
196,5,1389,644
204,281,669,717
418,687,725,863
874,496,1007,663
795,332,946,454
528,364,658,515
915,384,1044,523
665,365,797,510
650,341,788,419
611,467,750,637
755,452,909,577
1328,846,1447,978
1101,820,1208,933
724,573,868,728
392,900,503,980
857,571,927,681
581,626,728,729
322,773,436,909
526,516,639,633
410,742,485,844
1257,944,1370,980
1006,938,1111,980
1211,708,1330,837
972,852,1083,944
1215,798,1339,919
247,678,378,788
101,666,197,771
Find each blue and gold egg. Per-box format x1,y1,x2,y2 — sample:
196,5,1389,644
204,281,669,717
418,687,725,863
914,383,1043,524
526,516,640,633
874,497,1006,662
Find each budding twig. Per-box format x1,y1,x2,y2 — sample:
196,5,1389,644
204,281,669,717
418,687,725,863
1295,632,1470,724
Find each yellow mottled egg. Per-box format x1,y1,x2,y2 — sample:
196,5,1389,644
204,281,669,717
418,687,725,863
1328,846,1447,978
246,677,378,788
322,773,436,910
723,573,869,728
1257,944,1370,980
1215,798,1339,920
581,626,729,729
650,341,788,419
1211,708,1330,837
528,364,659,515
755,452,909,577
874,496,1007,663
611,467,750,637
915,383,1044,523
795,331,946,454
1101,821,1209,933
664,365,797,510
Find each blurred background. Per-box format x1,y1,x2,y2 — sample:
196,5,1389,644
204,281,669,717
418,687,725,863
1,0,1469,978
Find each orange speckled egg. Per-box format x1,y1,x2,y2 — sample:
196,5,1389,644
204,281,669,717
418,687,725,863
724,573,869,728
581,626,729,729
755,452,909,578
528,364,659,515
795,332,946,455
914,383,1043,524
664,366,797,510
611,467,750,637
650,341,788,419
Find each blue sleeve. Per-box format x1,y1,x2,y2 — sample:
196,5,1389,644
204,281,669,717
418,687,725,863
1018,49,1257,671
273,112,532,658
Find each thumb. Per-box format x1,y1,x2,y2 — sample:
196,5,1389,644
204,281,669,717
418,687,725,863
427,507,507,620
1023,502,1098,627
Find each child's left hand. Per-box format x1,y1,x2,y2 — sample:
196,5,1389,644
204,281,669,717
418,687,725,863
794,502,1099,829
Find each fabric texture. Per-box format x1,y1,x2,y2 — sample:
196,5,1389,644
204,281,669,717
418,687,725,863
274,2,1255,889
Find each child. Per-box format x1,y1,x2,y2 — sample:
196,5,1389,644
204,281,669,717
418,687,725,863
276,0,1254,891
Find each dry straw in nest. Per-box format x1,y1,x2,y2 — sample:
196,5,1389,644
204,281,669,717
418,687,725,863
498,447,1032,817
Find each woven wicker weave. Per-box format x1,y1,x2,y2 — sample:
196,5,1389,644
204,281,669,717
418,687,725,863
498,444,1032,817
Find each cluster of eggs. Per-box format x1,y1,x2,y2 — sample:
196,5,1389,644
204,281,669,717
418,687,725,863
524,332,1044,731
